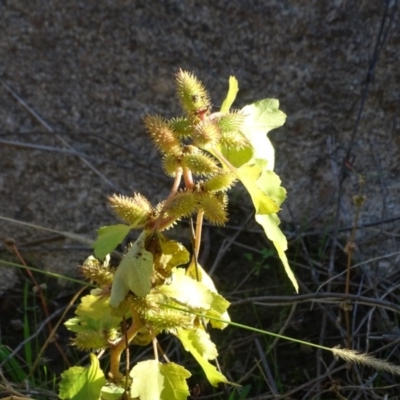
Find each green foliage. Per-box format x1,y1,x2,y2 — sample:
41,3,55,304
109,230,154,305
93,224,130,260
59,354,106,400
0,343,27,382
64,294,121,350
130,360,191,400
213,98,299,292
100,385,125,400
176,328,228,387
220,76,239,113
61,70,294,399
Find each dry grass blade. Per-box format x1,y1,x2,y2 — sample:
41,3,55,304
332,347,400,376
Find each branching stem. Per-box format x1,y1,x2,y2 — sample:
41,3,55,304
153,167,183,232
109,308,144,381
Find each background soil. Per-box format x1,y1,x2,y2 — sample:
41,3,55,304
1,1,400,398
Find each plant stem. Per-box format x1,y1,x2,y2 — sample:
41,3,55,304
153,167,183,232
169,167,183,199
109,308,144,381
183,167,194,189
194,210,204,259
151,330,159,362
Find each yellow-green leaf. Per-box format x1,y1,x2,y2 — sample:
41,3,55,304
100,385,125,400
240,99,287,171
130,360,190,400
255,166,287,207
59,354,106,400
186,262,230,329
220,144,254,168
237,164,280,215
93,224,130,260
176,328,228,387
255,213,298,293
158,268,214,310
159,363,191,400
109,231,153,307
65,294,122,334
220,76,239,113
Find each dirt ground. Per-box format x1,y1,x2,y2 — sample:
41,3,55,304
0,0,400,397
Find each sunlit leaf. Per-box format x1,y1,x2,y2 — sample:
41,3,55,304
100,385,125,400
240,99,287,171
220,76,239,113
218,99,298,292
176,328,229,387
186,262,230,328
236,163,280,214
109,231,153,307
65,294,122,335
130,360,190,400
93,224,130,260
158,268,214,310
255,213,298,293
179,328,218,360
220,144,254,168
59,354,106,400
256,166,287,207
159,363,191,400
156,235,190,272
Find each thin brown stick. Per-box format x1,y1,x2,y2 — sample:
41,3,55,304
231,293,400,314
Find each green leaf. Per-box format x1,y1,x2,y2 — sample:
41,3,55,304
240,99,287,171
157,235,190,271
221,99,297,293
158,268,214,310
220,76,239,113
256,167,287,207
236,163,280,215
0,343,26,382
110,231,153,307
220,144,254,168
100,385,126,400
186,262,230,329
179,328,218,360
130,360,190,400
236,160,298,292
59,353,106,400
159,363,191,400
93,224,131,260
65,294,122,335
176,328,228,387
255,213,299,293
